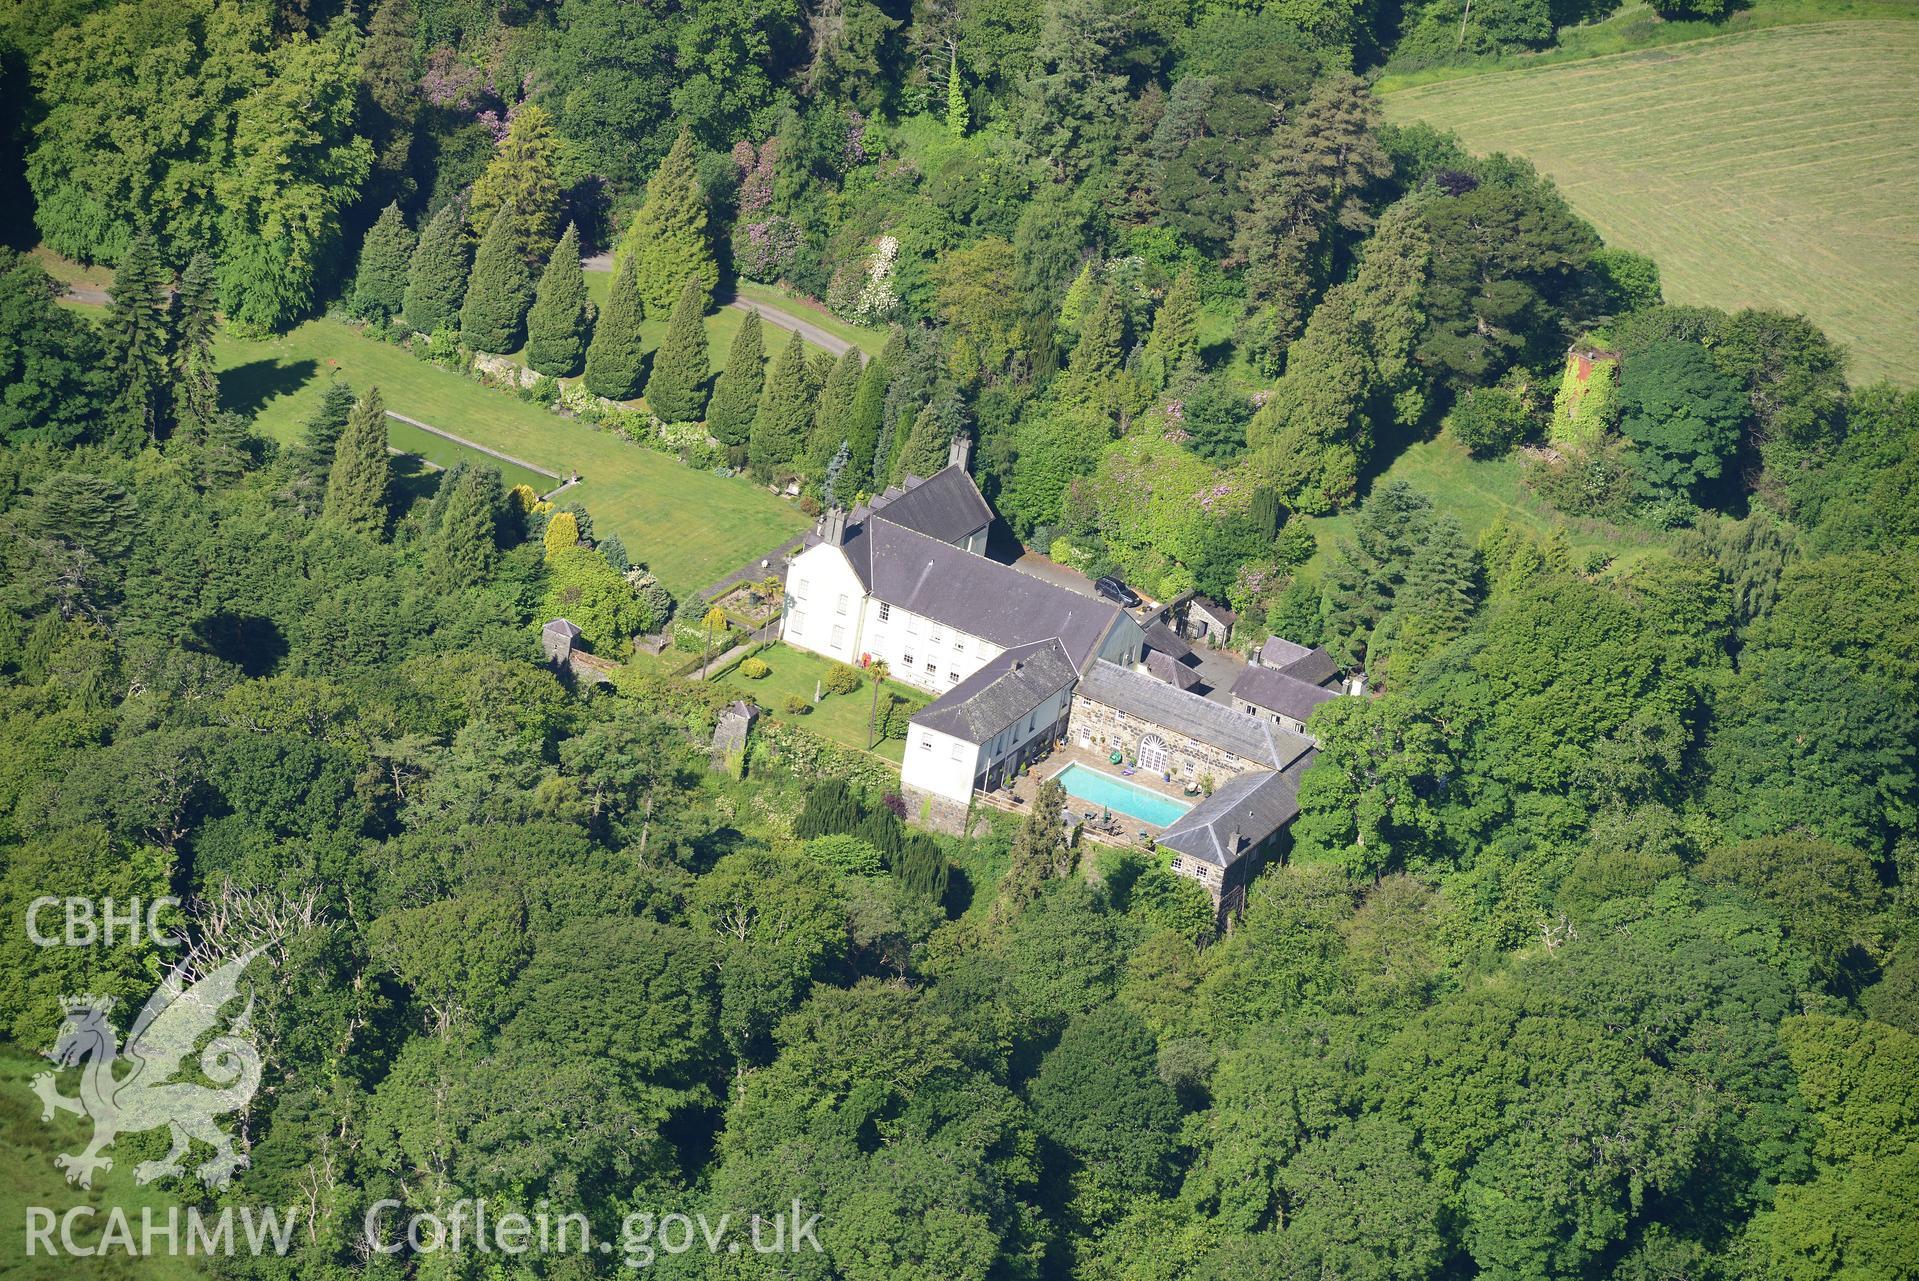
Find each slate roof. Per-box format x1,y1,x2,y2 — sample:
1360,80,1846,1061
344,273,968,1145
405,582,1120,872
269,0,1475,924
1231,665,1341,723
1158,750,1316,867
911,640,1078,744
869,466,993,544
1280,646,1339,687
1257,636,1312,668
1075,660,1314,771
1144,650,1203,691
1189,596,1236,626
829,518,1131,672
1143,620,1195,663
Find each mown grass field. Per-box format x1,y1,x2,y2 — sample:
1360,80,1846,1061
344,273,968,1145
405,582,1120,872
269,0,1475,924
1383,22,1919,386
1,1049,213,1280
211,319,807,597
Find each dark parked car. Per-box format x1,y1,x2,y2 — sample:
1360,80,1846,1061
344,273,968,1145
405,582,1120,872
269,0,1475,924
1094,575,1141,607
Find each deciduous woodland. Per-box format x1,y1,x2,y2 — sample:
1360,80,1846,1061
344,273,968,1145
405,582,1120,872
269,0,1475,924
0,0,1915,1277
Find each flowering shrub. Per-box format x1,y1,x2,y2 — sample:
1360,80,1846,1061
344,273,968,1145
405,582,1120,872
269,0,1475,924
826,234,900,325
733,216,805,283
421,49,487,111
732,138,777,214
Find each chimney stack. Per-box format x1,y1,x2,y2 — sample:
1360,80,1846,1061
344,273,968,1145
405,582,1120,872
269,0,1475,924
1226,826,1242,858
948,432,973,472
820,506,848,547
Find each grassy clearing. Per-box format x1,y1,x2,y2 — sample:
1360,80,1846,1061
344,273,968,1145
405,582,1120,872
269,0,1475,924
1375,0,1918,91
1382,22,1919,386
1303,433,1672,577
0,1049,214,1280
211,318,807,597
719,643,928,765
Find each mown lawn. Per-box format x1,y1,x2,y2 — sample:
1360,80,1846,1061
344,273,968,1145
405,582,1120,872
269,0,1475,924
1375,0,1918,91
211,318,807,597
1382,21,1919,386
0,1048,214,1281
718,643,928,765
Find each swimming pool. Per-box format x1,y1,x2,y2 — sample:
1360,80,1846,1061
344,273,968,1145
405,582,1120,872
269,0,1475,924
1051,762,1193,828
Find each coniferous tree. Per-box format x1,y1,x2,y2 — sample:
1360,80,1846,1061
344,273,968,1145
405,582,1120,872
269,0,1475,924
870,328,914,480
945,49,968,137
324,387,391,536
461,201,535,353
644,277,711,422
994,778,1070,921
749,330,815,477
822,441,852,508
807,348,864,477
841,349,888,496
351,201,414,322
1069,286,1125,386
895,401,953,481
526,222,591,377
707,309,765,447
467,103,564,261
171,252,220,435
1233,74,1391,376
100,233,171,451
425,464,503,587
294,380,358,482
1140,265,1199,390
583,255,646,399
359,0,419,209
619,128,716,314
1058,260,1096,341
403,201,470,335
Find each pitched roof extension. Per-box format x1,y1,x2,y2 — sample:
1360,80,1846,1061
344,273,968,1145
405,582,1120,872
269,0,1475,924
911,640,1078,744
1158,750,1317,868
1231,665,1341,723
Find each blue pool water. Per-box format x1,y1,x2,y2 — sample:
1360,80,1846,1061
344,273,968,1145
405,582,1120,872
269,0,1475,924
1051,763,1193,828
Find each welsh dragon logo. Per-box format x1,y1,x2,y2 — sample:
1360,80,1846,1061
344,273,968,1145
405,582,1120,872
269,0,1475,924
33,942,270,1189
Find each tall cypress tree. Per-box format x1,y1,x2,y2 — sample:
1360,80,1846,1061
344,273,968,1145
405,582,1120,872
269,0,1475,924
1140,265,1199,390
351,201,414,322
172,252,220,435
100,234,171,451
583,255,646,399
294,380,358,484
707,309,764,447
425,464,503,587
807,348,864,477
871,329,913,482
619,128,716,314
1070,286,1125,386
945,50,969,137
526,222,591,377
467,103,564,262
643,277,711,422
841,349,888,497
749,330,815,478
895,401,953,481
461,201,534,353
403,201,469,335
324,386,391,536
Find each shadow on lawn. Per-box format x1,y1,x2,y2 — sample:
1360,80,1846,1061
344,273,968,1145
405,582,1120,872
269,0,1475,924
218,357,319,419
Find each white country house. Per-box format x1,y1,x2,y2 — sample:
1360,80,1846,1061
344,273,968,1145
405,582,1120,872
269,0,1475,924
779,438,1337,908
